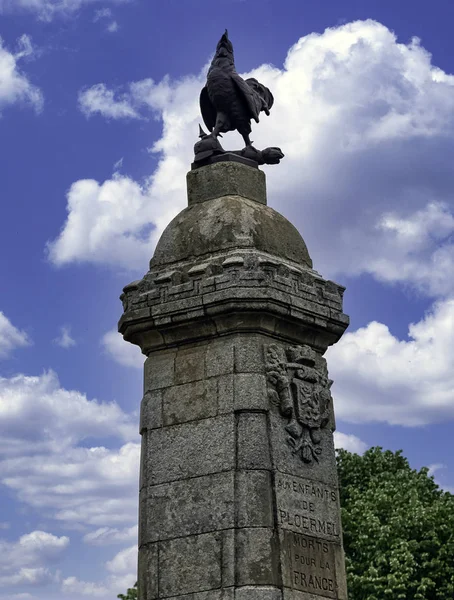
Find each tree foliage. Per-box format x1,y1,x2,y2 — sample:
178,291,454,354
117,581,137,600
337,447,454,600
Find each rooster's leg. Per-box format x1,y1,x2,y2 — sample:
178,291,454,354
242,133,253,147
212,112,228,139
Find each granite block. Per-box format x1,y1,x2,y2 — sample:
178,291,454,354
162,379,217,426
234,373,268,411
138,543,158,600
237,412,271,470
236,470,273,528
144,351,176,391
217,374,234,413
159,532,222,597
206,338,234,377
145,415,235,485
175,346,206,384
234,336,265,373
236,528,279,586
140,390,162,433
222,529,235,588
235,588,282,600
140,472,234,542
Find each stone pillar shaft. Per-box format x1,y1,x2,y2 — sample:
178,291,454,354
119,161,349,600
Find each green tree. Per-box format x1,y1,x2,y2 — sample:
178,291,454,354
337,447,454,600
117,581,137,600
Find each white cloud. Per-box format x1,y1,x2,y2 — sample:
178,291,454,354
0,0,128,21
426,463,454,494
427,463,445,477
93,7,112,20
92,8,118,33
105,545,136,573
53,20,454,297
347,202,454,297
83,525,137,546
50,73,202,268
47,176,158,270
0,370,135,452
106,21,118,33
113,157,123,171
101,330,143,369
62,545,136,598
53,325,76,349
78,84,140,120
0,35,42,116
1,441,140,528
0,370,139,530
0,530,68,588
0,312,31,359
328,297,454,426
61,576,108,597
333,432,367,454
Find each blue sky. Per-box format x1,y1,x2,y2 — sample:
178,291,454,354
1,0,454,597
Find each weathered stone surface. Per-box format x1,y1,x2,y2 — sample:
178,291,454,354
236,528,280,586
275,473,341,542
280,532,347,599
222,529,235,588
206,338,234,377
120,161,349,600
144,415,235,485
234,373,268,411
140,472,234,543
144,350,176,390
217,374,234,414
140,390,162,432
138,543,158,600
175,346,206,384
235,588,282,600
159,590,235,600
236,470,274,528
237,412,271,470
162,379,217,426
159,532,222,597
150,195,313,270
187,160,266,206
269,410,339,488
234,335,266,373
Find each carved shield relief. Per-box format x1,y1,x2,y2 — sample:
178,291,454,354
265,344,333,464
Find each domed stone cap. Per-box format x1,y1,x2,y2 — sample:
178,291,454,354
150,194,313,269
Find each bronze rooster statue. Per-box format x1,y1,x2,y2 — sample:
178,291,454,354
200,29,274,147
194,30,284,166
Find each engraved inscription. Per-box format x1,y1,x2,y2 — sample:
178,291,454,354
276,474,340,542
285,531,338,599
266,344,333,464
279,510,338,537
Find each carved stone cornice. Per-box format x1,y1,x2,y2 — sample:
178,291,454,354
118,250,349,355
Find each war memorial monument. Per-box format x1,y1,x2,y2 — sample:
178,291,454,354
119,31,350,600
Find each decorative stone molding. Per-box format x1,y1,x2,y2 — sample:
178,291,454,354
119,250,348,353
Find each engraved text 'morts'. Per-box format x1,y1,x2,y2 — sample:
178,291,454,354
285,532,338,599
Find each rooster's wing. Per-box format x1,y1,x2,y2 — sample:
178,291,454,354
230,73,261,124
199,86,217,132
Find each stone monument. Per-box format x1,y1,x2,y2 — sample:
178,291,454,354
119,31,349,600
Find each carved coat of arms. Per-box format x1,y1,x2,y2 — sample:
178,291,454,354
265,344,333,464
